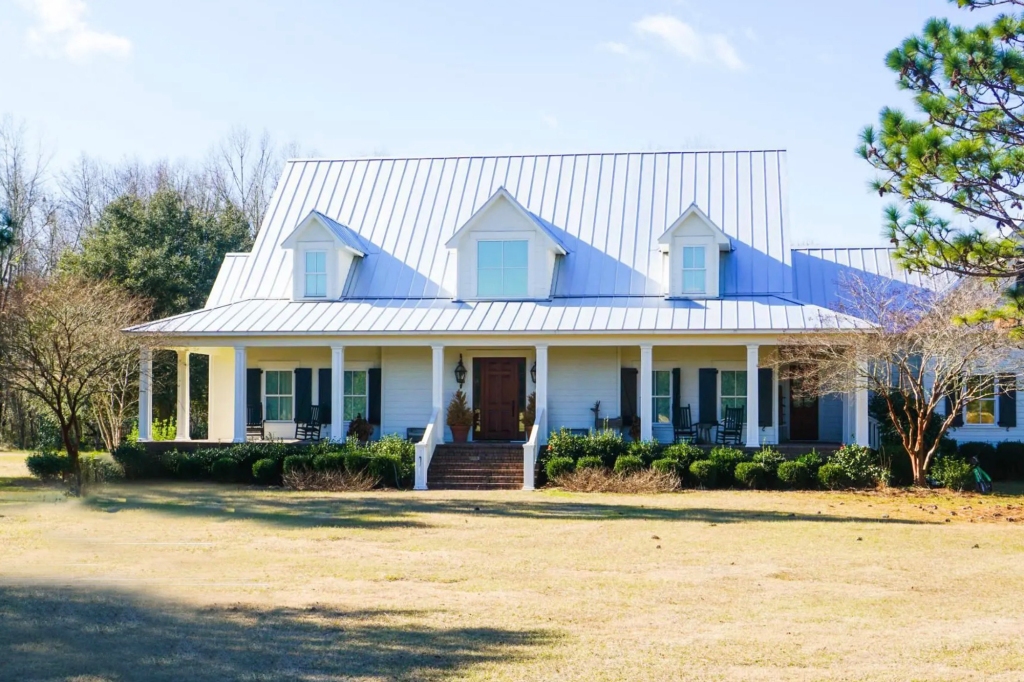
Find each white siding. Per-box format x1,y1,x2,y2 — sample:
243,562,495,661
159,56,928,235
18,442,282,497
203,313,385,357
381,347,432,439
548,347,619,432
819,394,844,443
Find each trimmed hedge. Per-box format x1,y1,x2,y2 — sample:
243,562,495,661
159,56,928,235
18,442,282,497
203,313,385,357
545,456,575,480
734,461,768,489
689,460,718,488
613,454,644,475
25,451,71,481
575,455,605,471
776,461,811,489
818,463,847,490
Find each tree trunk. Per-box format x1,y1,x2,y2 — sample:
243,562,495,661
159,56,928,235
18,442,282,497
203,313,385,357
908,452,927,487
61,422,82,495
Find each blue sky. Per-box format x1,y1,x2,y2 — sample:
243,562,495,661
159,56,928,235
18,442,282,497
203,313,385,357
1,0,976,245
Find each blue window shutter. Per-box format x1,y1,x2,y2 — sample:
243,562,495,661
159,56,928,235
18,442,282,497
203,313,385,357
758,368,773,427
368,368,382,425
294,368,312,423
698,368,718,424
945,392,964,428
999,374,1016,428
246,368,262,412
671,368,682,428
317,368,332,424
621,368,638,425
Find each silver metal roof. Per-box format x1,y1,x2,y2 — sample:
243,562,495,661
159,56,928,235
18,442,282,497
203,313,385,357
130,295,866,336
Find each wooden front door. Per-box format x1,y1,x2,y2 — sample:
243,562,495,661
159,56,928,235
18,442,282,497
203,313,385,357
789,378,819,441
477,358,522,441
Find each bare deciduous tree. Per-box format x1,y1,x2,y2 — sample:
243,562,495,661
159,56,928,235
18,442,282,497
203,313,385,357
208,126,280,236
0,275,154,491
775,275,1012,486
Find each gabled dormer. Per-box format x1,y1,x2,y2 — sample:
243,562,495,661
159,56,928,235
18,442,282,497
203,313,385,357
445,187,568,300
657,203,732,299
281,211,366,301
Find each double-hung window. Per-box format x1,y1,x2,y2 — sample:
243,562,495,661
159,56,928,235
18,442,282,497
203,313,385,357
265,370,293,421
681,246,706,295
477,240,528,297
965,375,997,425
304,250,327,298
721,370,747,418
343,370,368,421
653,370,672,423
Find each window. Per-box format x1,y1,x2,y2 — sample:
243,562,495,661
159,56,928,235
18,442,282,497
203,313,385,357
965,375,996,425
265,370,293,421
304,250,327,298
343,370,368,421
681,246,706,295
721,370,747,417
477,240,528,297
653,371,672,423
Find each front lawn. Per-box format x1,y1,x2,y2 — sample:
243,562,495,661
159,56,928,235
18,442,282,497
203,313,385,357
1,450,1023,680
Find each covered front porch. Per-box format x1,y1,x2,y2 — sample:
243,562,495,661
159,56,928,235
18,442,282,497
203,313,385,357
137,337,872,490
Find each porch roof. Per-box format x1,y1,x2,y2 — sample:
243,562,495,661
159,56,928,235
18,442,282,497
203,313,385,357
126,295,869,336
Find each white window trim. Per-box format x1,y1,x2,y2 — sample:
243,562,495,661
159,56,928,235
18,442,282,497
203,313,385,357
652,369,673,425
343,369,369,422
719,368,748,421
681,246,707,295
263,368,295,423
304,249,328,298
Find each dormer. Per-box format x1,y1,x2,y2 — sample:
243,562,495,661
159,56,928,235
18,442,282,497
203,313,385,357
281,211,366,301
657,203,732,299
445,187,568,300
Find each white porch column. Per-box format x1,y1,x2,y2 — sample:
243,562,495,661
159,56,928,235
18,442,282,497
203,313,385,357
174,350,191,441
855,361,870,447
138,348,153,442
232,346,247,443
331,346,345,442
639,344,653,441
535,345,548,444
745,344,760,448
431,345,445,442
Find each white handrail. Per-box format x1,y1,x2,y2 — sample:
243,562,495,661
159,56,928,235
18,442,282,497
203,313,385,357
522,408,544,491
414,407,440,491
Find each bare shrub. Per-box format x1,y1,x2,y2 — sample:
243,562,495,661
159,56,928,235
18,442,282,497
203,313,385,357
282,468,378,492
553,468,680,494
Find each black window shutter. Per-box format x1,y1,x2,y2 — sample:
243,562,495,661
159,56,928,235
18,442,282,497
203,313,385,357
945,392,964,428
246,368,262,411
999,374,1017,428
621,368,638,426
698,368,718,424
758,368,773,427
368,367,382,425
671,368,682,428
317,368,332,424
294,368,312,423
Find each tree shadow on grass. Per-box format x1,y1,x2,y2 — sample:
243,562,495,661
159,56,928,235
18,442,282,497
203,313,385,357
0,584,554,682
83,483,929,528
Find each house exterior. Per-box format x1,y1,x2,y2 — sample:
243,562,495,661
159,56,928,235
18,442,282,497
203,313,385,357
128,150,1021,489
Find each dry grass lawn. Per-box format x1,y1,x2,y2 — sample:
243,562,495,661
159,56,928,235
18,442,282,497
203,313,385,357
2,450,1024,681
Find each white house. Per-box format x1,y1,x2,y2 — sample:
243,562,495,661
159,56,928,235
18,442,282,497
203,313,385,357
128,150,1021,489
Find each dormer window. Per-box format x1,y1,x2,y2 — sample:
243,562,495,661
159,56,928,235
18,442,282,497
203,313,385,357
682,246,706,295
304,251,327,297
478,240,528,297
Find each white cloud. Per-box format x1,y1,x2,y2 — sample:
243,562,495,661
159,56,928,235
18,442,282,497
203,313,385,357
633,14,744,71
20,0,132,60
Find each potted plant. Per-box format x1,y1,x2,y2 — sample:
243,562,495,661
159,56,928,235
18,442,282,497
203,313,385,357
523,392,536,433
347,413,374,444
446,389,473,443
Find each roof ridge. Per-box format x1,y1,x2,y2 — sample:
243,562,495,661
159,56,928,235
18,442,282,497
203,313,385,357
283,149,789,164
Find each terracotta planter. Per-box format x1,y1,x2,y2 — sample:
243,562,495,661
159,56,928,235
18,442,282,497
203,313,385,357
450,424,470,443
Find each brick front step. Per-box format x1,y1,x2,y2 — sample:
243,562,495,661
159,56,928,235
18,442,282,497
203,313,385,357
428,443,529,490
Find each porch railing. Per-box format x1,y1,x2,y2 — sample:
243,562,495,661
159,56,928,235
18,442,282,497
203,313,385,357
868,416,882,451
522,408,544,491
414,407,440,490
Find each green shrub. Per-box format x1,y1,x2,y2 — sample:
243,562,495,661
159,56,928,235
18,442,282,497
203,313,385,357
370,435,415,486
734,461,768,489
312,451,346,472
613,454,644,475
343,449,371,474
545,456,575,480
627,439,662,465
958,441,996,471
575,455,605,470
367,453,405,487
546,429,589,461
830,444,884,488
689,460,718,488
993,441,1024,481
776,461,811,489
80,455,123,484
252,458,280,485
25,451,70,481
651,457,679,475
818,463,847,490
708,446,749,480
585,430,629,467
282,454,312,473
111,442,161,479
211,457,238,482
753,447,786,475
661,442,704,469
930,456,975,492
796,450,824,476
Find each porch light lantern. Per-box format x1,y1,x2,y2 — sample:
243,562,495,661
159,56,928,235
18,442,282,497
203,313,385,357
530,361,536,384
454,354,467,387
